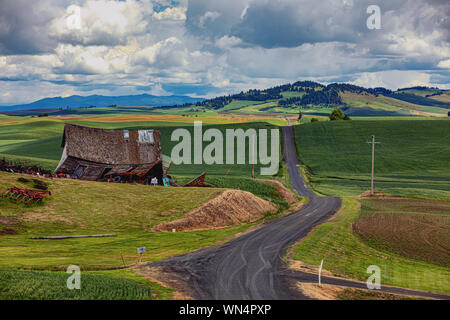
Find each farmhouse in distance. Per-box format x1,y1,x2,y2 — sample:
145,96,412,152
54,124,168,184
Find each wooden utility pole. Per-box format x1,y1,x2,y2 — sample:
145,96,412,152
367,135,380,195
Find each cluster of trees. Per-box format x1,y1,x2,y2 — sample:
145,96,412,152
194,96,233,109
232,89,282,101
278,96,303,106
159,102,193,109
397,86,439,92
278,88,342,107
325,83,392,96
329,108,351,120
301,89,342,105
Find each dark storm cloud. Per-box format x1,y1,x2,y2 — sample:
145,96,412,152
185,0,248,39
231,0,368,48
0,0,60,55
186,0,449,49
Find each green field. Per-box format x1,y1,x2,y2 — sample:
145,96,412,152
0,269,155,300
292,119,450,295
221,99,260,111
292,198,450,294
0,118,281,181
293,119,450,200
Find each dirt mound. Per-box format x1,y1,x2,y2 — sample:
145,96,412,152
357,190,388,199
151,190,277,232
259,179,297,204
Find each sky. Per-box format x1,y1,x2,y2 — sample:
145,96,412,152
0,0,449,104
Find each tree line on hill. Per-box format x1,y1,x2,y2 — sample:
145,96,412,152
278,88,342,107
155,81,448,110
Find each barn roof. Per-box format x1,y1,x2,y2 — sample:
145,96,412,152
60,124,161,165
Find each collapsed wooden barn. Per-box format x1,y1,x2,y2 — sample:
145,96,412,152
54,124,170,185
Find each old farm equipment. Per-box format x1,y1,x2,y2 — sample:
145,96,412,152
0,158,52,176
183,172,211,187
1,187,51,205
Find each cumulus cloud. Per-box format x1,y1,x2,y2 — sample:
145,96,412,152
153,6,187,20
437,59,450,68
352,70,433,90
50,0,152,46
215,35,242,49
0,0,449,104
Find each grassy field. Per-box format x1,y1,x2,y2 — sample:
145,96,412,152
0,171,258,269
0,170,260,299
292,197,450,294
293,119,450,200
340,91,419,113
0,269,154,300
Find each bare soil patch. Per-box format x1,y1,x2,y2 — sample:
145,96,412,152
409,110,446,117
288,260,335,277
151,190,277,232
298,283,421,300
0,217,20,234
353,200,450,266
135,266,193,300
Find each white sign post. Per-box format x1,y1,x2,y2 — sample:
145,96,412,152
318,259,324,287
137,247,146,264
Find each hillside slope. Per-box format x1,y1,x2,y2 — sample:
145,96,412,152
183,82,450,116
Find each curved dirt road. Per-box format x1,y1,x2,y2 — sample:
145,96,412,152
149,126,449,300
150,126,341,299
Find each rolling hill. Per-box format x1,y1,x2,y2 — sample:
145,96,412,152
182,82,450,117
0,94,203,112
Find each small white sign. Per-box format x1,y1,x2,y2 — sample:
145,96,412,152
137,247,146,254
318,259,323,286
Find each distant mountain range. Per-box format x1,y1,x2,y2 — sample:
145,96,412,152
0,94,203,112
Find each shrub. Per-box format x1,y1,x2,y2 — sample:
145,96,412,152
329,108,350,121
